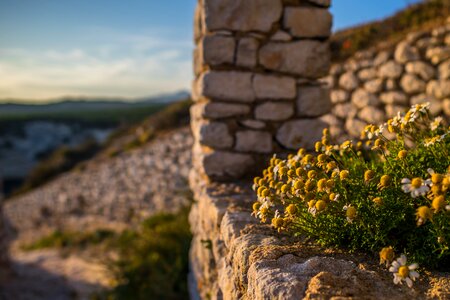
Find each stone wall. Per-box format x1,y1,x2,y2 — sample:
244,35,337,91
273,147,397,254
323,20,450,141
0,181,10,282
191,0,332,181
188,169,443,299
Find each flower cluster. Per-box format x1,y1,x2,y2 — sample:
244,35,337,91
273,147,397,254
251,103,449,286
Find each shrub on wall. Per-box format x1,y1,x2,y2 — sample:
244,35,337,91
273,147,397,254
252,103,449,287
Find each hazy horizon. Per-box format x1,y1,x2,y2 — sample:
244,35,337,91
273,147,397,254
0,0,422,103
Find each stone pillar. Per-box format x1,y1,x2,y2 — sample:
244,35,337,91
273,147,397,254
191,0,332,181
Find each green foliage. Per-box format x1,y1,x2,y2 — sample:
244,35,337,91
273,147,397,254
104,208,192,300
331,0,449,61
22,229,115,251
252,103,450,272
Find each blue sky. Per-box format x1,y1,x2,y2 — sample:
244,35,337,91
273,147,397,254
0,0,421,101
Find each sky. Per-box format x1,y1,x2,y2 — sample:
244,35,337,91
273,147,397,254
0,0,422,102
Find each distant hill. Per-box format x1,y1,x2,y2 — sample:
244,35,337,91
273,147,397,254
0,91,190,124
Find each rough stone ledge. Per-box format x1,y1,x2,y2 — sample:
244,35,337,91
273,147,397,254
188,169,450,300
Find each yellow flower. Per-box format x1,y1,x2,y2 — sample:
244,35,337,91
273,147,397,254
286,204,297,215
340,170,349,180
326,161,337,172
317,178,327,192
252,202,261,212
378,175,392,188
307,170,317,179
315,141,323,152
379,246,395,267
373,197,383,206
432,196,446,212
416,206,432,226
397,150,408,159
343,205,356,223
364,170,375,182
315,200,327,212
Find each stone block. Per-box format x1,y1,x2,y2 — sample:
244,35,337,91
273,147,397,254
358,106,384,124
192,120,234,149
380,91,408,105
276,118,327,150
259,41,330,78
394,41,420,63
200,71,255,102
364,79,384,94
284,7,332,38
194,145,255,180
236,37,259,68
204,0,282,32
345,117,366,138
255,102,294,121
191,102,251,120
239,120,266,129
253,74,296,99
351,88,380,109
400,74,426,94
427,80,450,99
330,90,349,104
296,86,331,117
202,34,235,66
235,130,273,153
378,60,403,79
405,61,436,81
333,103,357,119
339,72,359,91
270,30,292,41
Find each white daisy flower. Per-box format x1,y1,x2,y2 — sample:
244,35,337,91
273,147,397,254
389,254,420,288
430,117,443,131
401,177,431,198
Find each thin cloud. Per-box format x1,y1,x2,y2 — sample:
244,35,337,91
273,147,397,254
0,28,193,100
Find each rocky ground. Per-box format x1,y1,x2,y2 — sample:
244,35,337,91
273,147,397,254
1,127,193,299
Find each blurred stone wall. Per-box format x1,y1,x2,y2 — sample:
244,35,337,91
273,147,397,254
0,179,10,282
191,0,332,181
323,20,450,142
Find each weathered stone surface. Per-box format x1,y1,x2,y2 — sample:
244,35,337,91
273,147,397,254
400,74,426,94
339,72,359,91
426,46,450,64
194,145,255,180
380,91,408,105
296,86,331,117
202,34,235,66
427,80,450,99
270,30,292,41
193,120,234,149
253,74,296,99
405,61,436,81
259,41,330,78
235,130,273,153
283,7,332,38
276,119,327,150
200,71,255,102
394,41,420,63
358,106,384,124
239,120,266,129
236,37,259,68
351,88,380,109
379,60,403,79
364,78,384,94
204,0,283,32
345,117,366,138
443,99,450,116
373,51,391,66
191,102,251,119
333,103,357,119
386,79,398,91
357,68,377,81
330,90,349,104
255,102,294,121
194,4,204,43
439,59,450,79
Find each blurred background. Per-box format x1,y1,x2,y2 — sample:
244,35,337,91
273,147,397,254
0,0,448,299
